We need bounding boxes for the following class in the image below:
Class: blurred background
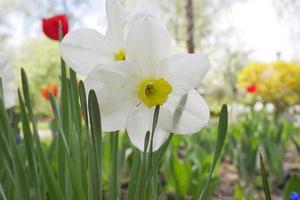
[1,0,300,114]
[1,0,300,199]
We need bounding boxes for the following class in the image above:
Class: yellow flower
[237,60,300,105]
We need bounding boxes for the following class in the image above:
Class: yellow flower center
[114,49,126,61]
[138,78,172,108]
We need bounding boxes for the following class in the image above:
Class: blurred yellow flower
[237,60,300,106]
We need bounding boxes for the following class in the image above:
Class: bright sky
[2,0,299,62]
[227,0,296,61]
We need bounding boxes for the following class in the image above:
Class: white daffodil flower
[85,15,210,151]
[60,0,128,75]
[0,54,16,109]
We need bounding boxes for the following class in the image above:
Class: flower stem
[145,105,160,199]
[135,131,150,200]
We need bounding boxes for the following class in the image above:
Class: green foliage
[163,135,212,198]
[0,63,229,200]
[162,105,228,200]
[234,184,245,200]
[226,107,295,185]
[283,176,300,199]
[14,38,61,115]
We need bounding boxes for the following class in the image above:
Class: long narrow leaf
[109,133,119,200]
[21,68,64,200]
[199,104,228,200]
[49,94,70,154]
[0,94,31,200]
[0,181,7,200]
[18,90,41,199]
[88,90,103,200]
[260,154,272,200]
[79,81,89,132]
[127,149,142,199]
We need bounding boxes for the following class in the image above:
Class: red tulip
[246,84,258,93]
[42,14,69,40]
[41,84,59,100]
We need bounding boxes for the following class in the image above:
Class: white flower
[0,54,16,109]
[85,15,210,151]
[60,0,128,75]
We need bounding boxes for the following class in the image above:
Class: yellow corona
[138,78,172,108]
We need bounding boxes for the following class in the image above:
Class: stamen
[138,78,172,108]
[114,49,126,61]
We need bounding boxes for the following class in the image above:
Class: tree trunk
[185,0,194,53]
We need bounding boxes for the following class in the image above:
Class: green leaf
[21,68,64,200]
[79,81,89,132]
[292,137,300,155]
[69,69,82,133]
[127,149,142,200]
[58,55,69,197]
[283,175,300,199]
[18,90,42,199]
[68,69,88,198]
[49,94,70,154]
[259,154,272,200]
[199,104,228,200]
[146,134,173,183]
[109,133,119,200]
[88,90,103,200]
[0,92,31,200]
[0,181,7,200]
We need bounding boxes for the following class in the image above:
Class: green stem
[135,132,150,200]
[145,106,160,199]
[149,106,160,168]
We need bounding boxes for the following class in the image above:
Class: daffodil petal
[105,0,128,51]
[164,90,210,134]
[126,15,171,77]
[160,53,210,96]
[90,60,141,91]
[126,105,172,151]
[84,61,140,131]
[60,28,113,75]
